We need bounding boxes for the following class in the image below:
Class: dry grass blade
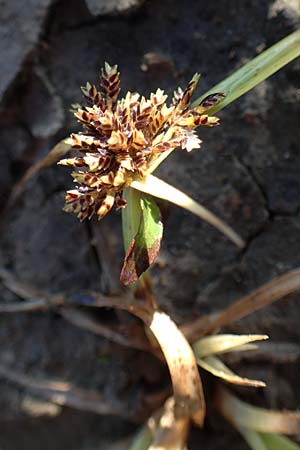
[216,386,300,434]
[7,139,70,207]
[0,267,45,300]
[148,311,206,426]
[0,267,62,311]
[0,268,151,351]
[0,363,120,416]
[130,175,245,248]
[182,268,300,339]
[197,355,266,387]
[193,334,268,358]
[0,298,60,313]
[60,307,151,352]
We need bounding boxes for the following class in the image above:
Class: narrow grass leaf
[151,30,300,172]
[238,428,300,450]
[193,334,268,358]
[261,433,300,450]
[120,194,163,285]
[217,386,300,434]
[238,428,269,450]
[197,355,265,387]
[130,175,244,248]
[128,422,155,450]
[192,29,300,113]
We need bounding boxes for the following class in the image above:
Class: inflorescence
[59,63,224,221]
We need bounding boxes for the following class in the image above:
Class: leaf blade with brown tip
[120,194,163,286]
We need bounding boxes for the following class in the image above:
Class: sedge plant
[5,29,300,450]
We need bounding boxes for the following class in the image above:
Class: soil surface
[1,0,300,449]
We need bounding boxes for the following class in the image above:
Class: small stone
[85,0,144,16]
[0,0,53,101]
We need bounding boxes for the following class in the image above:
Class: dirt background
[1,0,300,449]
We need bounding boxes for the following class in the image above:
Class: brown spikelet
[81,82,105,109]
[97,194,115,219]
[176,73,200,112]
[58,157,85,167]
[100,62,120,105]
[194,92,225,114]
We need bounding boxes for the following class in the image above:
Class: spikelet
[176,73,200,112]
[100,62,120,105]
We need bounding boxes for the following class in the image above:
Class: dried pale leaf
[149,311,205,426]
[217,386,300,434]
[130,175,244,248]
[8,139,71,207]
[197,355,266,387]
[193,334,268,358]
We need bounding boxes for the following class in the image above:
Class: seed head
[59,63,223,221]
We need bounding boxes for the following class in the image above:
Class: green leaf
[238,429,300,450]
[197,355,265,387]
[120,193,163,286]
[130,174,244,248]
[193,334,268,358]
[192,29,300,113]
[261,433,300,450]
[150,30,300,172]
[217,387,300,434]
[239,428,269,450]
[128,425,154,450]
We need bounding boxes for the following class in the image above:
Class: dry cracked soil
[0,0,300,449]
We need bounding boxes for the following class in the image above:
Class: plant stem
[122,187,142,252]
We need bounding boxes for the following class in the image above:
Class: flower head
[59,63,224,221]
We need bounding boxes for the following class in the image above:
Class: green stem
[122,187,142,252]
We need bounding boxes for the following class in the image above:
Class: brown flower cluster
[59,63,224,221]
